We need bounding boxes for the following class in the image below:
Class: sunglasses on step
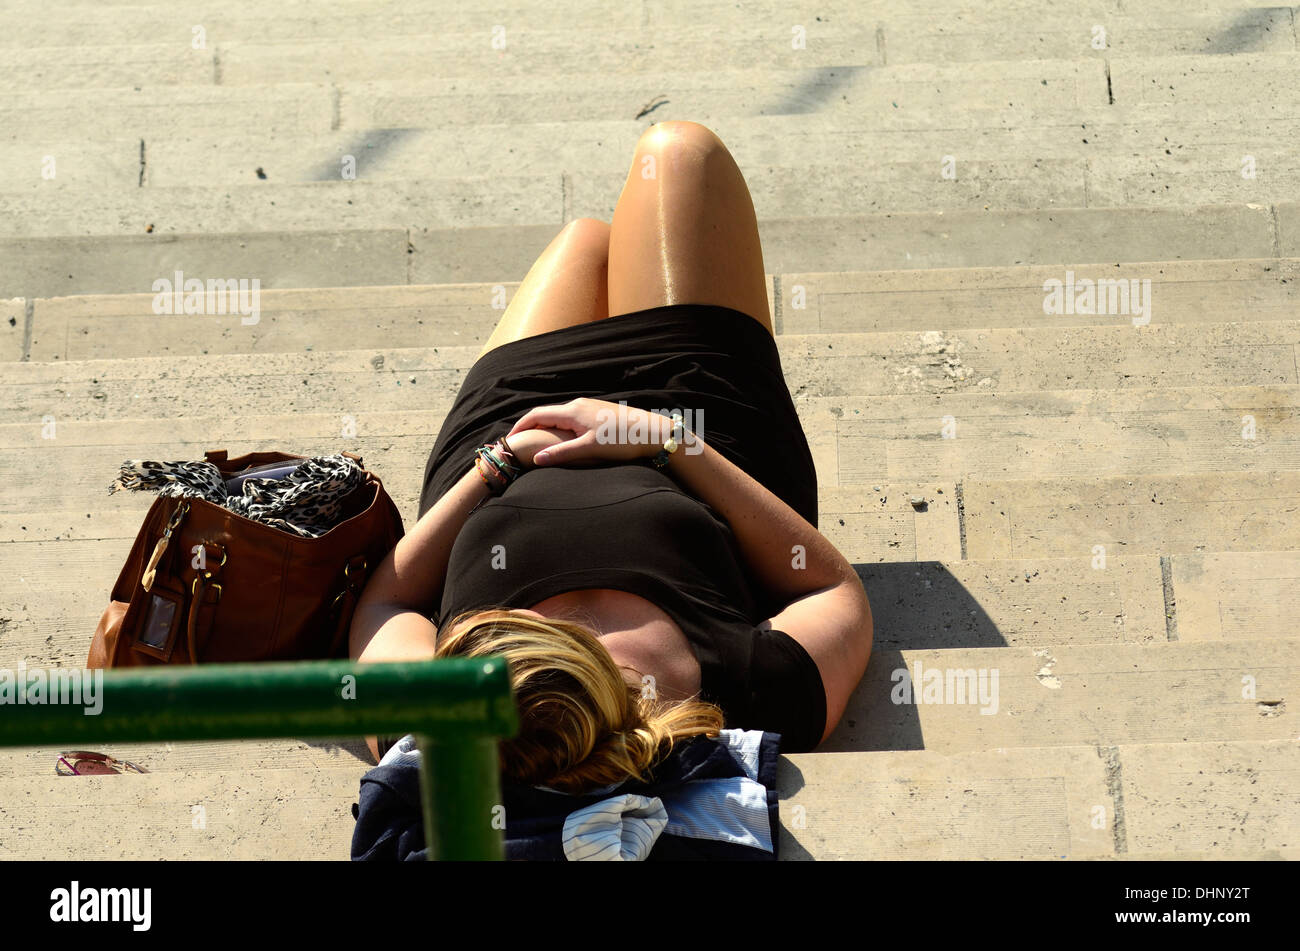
[55,751,149,776]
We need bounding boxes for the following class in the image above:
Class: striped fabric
[657,729,774,852]
[352,728,784,861]
[561,794,669,860]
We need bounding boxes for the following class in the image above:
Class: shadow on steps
[821,561,1006,756]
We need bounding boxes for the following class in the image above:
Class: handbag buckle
[330,556,368,609]
[141,499,191,593]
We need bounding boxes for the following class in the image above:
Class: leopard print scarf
[109,454,365,538]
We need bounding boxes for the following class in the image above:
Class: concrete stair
[1,0,1296,860]
[5,203,1297,299]
[1,738,1294,860]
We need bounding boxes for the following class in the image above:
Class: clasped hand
[505,398,676,468]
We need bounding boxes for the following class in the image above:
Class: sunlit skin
[441,599,702,703]
[349,122,873,763]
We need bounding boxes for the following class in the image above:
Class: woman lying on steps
[348,120,873,796]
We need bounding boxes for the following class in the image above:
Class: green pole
[0,658,517,861]
[0,658,517,744]
[418,735,505,861]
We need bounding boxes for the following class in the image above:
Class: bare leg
[608,121,772,336]
[477,121,769,358]
[477,217,612,359]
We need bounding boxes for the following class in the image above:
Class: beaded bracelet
[651,412,686,470]
[474,452,507,492]
[474,437,523,495]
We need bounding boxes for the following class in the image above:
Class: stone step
[825,385,1300,483]
[9,514,1296,664]
[0,178,560,238]
[221,12,1297,81]
[0,42,214,90]
[54,637,1275,757]
[0,480,952,670]
[3,382,1298,507]
[1170,550,1300,642]
[0,763,366,860]
[6,53,1300,144]
[962,469,1300,558]
[0,83,334,142]
[0,736,373,780]
[6,1,1285,57]
[5,201,1291,299]
[8,144,1299,229]
[15,10,1300,90]
[23,0,1286,18]
[4,441,1298,650]
[0,63,1090,142]
[4,150,1097,220]
[17,259,1299,361]
[0,0,640,48]
[827,638,1297,753]
[0,229,411,301]
[0,737,1292,859]
[3,409,1296,570]
[648,0,1300,31]
[1087,151,1300,206]
[15,120,1300,194]
[0,544,1160,662]
[7,322,1300,421]
[778,259,1300,333]
[6,9,1280,93]
[5,399,1300,648]
[20,258,1300,359]
[778,738,1299,860]
[319,54,1300,128]
[10,158,1300,234]
[1086,850,1296,860]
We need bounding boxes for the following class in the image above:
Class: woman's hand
[506,398,675,468]
[501,426,573,470]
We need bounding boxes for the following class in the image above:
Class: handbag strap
[184,542,226,663]
[179,549,366,663]
[327,555,370,657]
[204,448,363,470]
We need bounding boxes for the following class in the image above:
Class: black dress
[414,303,827,752]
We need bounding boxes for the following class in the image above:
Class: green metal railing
[0,658,518,860]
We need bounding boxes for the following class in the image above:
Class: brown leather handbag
[87,449,404,668]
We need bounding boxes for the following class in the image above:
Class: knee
[557,217,611,261]
[638,120,725,153]
[632,121,729,178]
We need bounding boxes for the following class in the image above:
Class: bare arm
[509,399,873,744]
[347,463,486,662]
[663,434,854,602]
[661,432,873,744]
[347,465,484,763]
[348,428,569,760]
[348,426,573,660]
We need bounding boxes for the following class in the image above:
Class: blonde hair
[435,607,724,794]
